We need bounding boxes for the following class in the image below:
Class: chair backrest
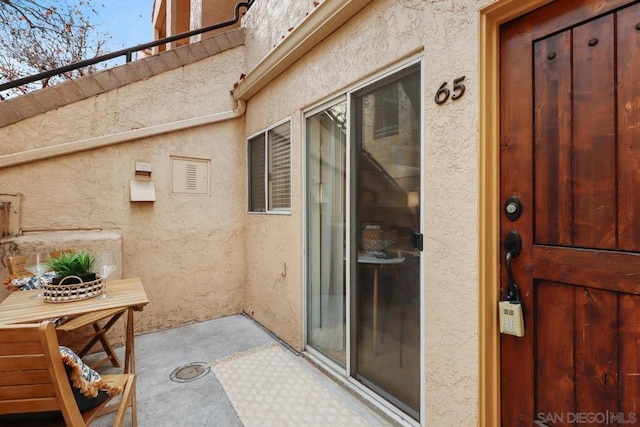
[7,249,75,279]
[0,322,86,425]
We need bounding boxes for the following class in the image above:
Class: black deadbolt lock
[504,196,522,222]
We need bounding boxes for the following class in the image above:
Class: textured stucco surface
[1,50,241,153]
[0,46,247,335]
[242,0,323,73]
[240,0,495,424]
[242,114,304,349]
[0,28,246,127]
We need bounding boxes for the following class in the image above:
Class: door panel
[574,287,618,414]
[352,65,421,420]
[534,16,618,249]
[500,1,640,425]
[618,4,640,250]
[620,295,640,414]
[536,282,640,424]
[534,31,573,246]
[306,101,347,366]
[535,282,575,417]
[572,15,616,249]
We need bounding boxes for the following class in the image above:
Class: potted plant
[46,250,97,285]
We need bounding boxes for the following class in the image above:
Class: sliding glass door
[306,62,421,421]
[306,100,347,365]
[352,65,421,420]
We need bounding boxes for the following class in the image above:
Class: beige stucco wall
[0,46,247,334]
[240,0,495,424]
[242,1,316,72]
[243,117,303,347]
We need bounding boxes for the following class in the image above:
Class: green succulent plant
[46,250,96,278]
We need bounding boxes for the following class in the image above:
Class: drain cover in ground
[170,362,211,383]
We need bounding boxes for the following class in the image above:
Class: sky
[89,0,155,51]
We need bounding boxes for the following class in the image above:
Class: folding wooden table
[0,277,149,374]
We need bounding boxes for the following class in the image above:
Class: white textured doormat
[211,343,370,427]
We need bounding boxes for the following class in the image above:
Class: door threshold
[303,349,420,427]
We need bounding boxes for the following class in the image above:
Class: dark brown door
[500,0,640,425]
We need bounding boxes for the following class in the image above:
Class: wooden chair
[0,321,136,426]
[6,252,126,370]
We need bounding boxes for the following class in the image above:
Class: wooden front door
[500,0,640,425]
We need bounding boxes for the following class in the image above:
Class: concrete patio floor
[89,314,397,426]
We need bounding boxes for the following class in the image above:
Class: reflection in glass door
[306,63,421,421]
[352,65,421,419]
[306,100,347,365]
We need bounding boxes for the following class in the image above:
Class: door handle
[499,231,525,337]
[413,232,424,251]
[504,231,522,302]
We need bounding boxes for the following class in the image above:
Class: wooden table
[0,277,148,374]
[358,255,405,354]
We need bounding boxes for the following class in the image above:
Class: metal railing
[0,0,254,94]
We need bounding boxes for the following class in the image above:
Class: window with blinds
[268,123,291,210]
[248,120,291,213]
[248,134,266,212]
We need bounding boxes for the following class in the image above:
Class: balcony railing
[0,0,254,95]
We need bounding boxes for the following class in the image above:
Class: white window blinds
[249,134,266,212]
[268,123,291,210]
[248,121,291,213]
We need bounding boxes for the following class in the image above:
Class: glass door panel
[306,101,347,365]
[352,66,421,419]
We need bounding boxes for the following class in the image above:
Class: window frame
[247,118,292,214]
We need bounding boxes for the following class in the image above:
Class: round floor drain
[170,362,211,383]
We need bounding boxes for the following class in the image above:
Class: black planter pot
[51,273,97,286]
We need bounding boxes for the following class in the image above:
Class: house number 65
[434,76,466,105]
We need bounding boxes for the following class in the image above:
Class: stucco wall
[0,46,247,334]
[243,115,303,348]
[242,0,321,72]
[240,0,494,424]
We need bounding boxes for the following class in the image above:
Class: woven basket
[43,275,105,303]
[362,225,385,251]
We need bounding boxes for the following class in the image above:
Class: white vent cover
[171,157,210,195]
